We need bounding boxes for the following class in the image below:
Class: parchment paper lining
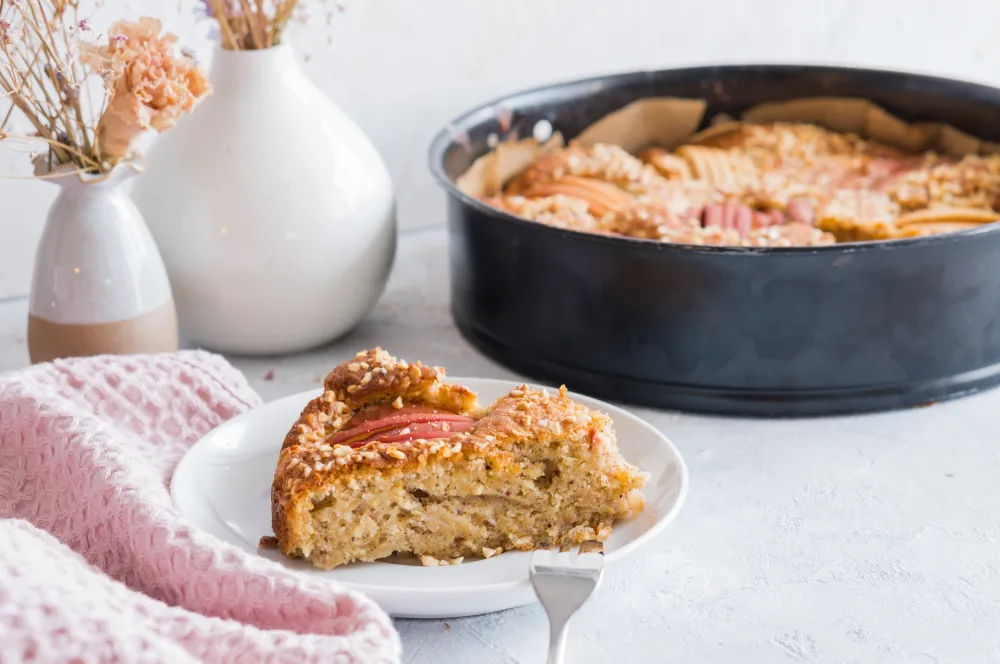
[455,96,1000,199]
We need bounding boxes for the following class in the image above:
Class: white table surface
[1,226,998,664]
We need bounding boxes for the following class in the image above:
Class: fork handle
[546,620,570,664]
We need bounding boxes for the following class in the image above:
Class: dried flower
[82,18,211,160]
[0,4,208,177]
[201,0,344,50]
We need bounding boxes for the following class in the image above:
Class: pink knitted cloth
[0,352,401,663]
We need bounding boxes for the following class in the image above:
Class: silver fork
[529,541,605,664]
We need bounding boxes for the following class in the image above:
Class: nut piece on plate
[270,348,648,570]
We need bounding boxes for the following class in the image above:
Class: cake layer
[270,348,648,569]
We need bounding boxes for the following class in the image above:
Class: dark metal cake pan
[428,65,1000,416]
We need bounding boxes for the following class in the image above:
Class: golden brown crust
[471,384,612,445]
[323,347,441,408]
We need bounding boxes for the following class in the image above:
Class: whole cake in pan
[268,348,647,569]
[481,122,1000,246]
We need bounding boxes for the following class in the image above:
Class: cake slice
[269,348,648,569]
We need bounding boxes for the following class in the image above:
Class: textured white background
[4,0,1000,297]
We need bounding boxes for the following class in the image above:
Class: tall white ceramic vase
[28,167,179,364]
[132,45,396,355]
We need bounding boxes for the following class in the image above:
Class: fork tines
[529,541,606,664]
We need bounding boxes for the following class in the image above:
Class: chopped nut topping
[483,128,999,244]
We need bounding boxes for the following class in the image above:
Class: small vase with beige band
[27,164,178,364]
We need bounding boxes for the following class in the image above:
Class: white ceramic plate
[171,378,689,619]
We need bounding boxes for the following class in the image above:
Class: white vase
[132,45,396,355]
[28,167,178,364]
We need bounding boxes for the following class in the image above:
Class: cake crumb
[626,491,645,513]
[258,536,279,549]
